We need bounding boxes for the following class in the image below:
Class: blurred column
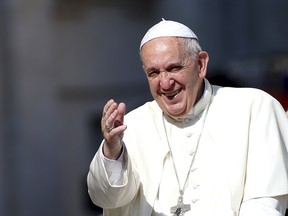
[224,0,252,57]
[0,0,18,215]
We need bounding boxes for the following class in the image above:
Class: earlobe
[198,51,209,78]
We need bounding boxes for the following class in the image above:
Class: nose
[159,71,173,89]
[160,70,169,78]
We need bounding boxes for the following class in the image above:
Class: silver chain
[162,87,213,200]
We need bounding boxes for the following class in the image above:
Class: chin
[166,109,186,118]
[167,103,187,115]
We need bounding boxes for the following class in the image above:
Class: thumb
[115,102,126,126]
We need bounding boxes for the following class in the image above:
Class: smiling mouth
[163,89,181,99]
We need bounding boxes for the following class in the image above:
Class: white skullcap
[140,18,198,49]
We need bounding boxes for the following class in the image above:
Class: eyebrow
[144,61,184,72]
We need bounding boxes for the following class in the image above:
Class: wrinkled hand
[101,99,127,159]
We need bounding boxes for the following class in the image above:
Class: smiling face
[141,37,209,118]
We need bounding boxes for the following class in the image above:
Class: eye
[147,70,159,78]
[168,65,183,73]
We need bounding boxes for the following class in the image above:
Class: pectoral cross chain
[170,195,190,216]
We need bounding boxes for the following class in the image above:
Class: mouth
[162,89,181,100]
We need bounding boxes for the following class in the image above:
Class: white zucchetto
[140,19,198,49]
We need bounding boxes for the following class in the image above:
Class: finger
[105,124,127,144]
[115,102,126,127]
[102,100,116,134]
[107,124,127,136]
[102,108,117,136]
[107,102,126,130]
[102,102,117,128]
[104,121,114,132]
[103,99,115,116]
[106,108,118,128]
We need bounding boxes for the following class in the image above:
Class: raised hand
[101,99,127,159]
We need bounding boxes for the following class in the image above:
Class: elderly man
[87,19,288,216]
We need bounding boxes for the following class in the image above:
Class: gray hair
[181,37,202,58]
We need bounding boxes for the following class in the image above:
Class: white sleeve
[239,195,288,216]
[100,145,125,186]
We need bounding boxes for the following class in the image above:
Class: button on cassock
[190,150,196,156]
[193,184,199,189]
[190,167,197,172]
[184,118,191,124]
[191,199,199,203]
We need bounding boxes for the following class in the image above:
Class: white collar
[165,78,213,122]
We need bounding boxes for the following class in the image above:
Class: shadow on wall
[52,0,154,20]
[207,69,242,87]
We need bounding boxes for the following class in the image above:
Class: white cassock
[87,79,288,216]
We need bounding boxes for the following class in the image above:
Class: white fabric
[102,157,288,216]
[100,147,124,185]
[140,19,198,49]
[88,79,288,216]
[239,196,288,216]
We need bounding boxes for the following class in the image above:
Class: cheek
[147,79,159,94]
[179,74,193,89]
[186,70,200,87]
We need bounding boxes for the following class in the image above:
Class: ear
[198,51,209,78]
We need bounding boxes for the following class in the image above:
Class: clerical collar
[167,78,213,122]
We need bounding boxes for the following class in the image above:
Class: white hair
[182,37,202,58]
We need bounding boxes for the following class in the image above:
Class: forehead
[142,37,185,53]
[141,37,188,63]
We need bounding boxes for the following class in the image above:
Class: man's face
[141,37,207,118]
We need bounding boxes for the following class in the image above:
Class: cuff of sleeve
[239,196,288,216]
[100,143,125,185]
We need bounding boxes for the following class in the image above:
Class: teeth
[164,90,180,97]
[165,92,176,96]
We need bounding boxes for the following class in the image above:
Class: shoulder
[213,86,279,106]
[210,85,286,121]
[215,85,270,97]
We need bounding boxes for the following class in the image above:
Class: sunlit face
[141,37,208,118]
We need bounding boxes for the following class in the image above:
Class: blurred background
[0,0,287,215]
